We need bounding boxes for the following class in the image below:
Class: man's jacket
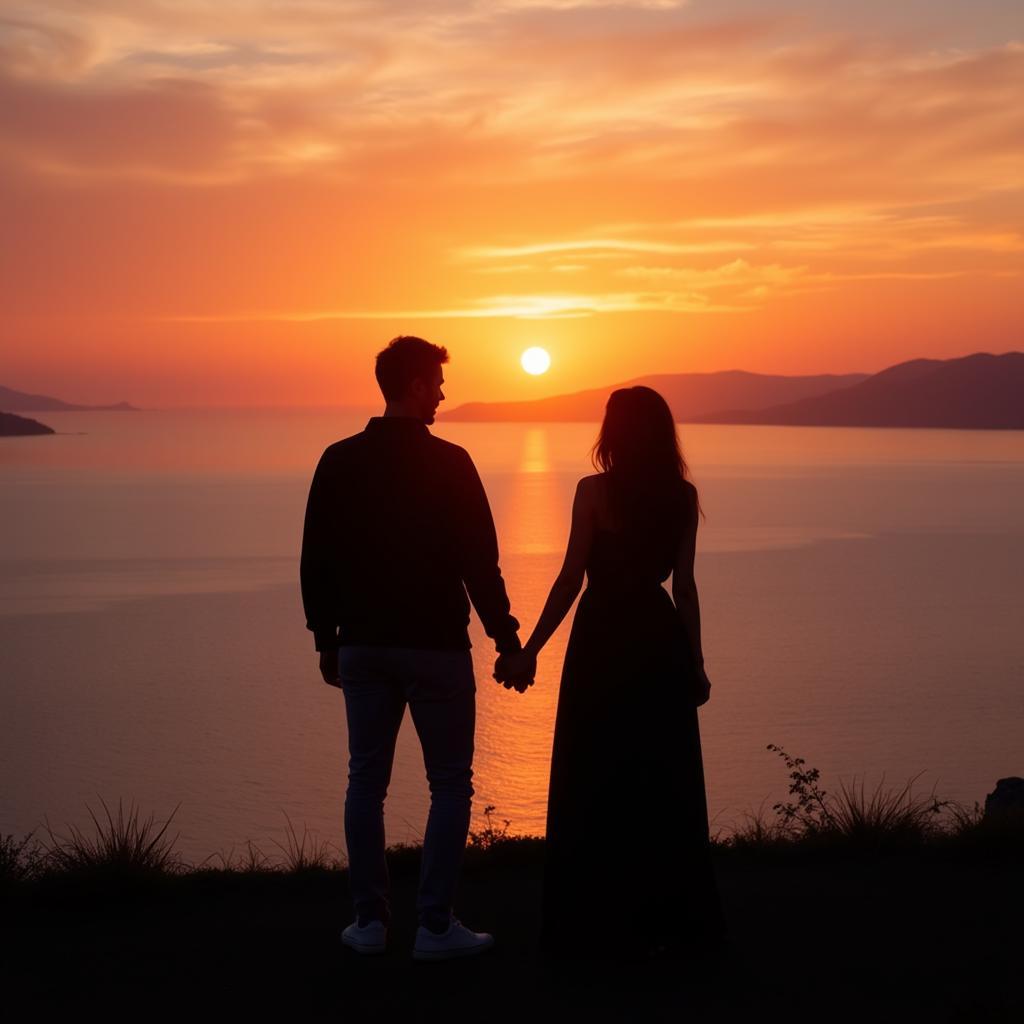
[300,415,521,655]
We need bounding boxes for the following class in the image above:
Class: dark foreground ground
[2,840,1020,1022]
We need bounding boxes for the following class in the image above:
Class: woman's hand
[494,649,537,693]
[694,664,711,706]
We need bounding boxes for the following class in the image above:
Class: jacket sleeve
[456,449,522,655]
[300,447,340,653]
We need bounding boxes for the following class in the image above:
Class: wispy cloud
[3,3,1020,194]
[459,239,754,258]
[1,0,1021,335]
[165,287,746,322]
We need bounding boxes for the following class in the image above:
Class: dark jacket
[300,416,521,655]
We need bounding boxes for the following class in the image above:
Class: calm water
[2,409,1023,865]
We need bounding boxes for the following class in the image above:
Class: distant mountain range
[5,352,1022,430]
[445,352,1024,430]
[696,352,1024,429]
[0,384,138,412]
[0,410,54,436]
[444,371,869,423]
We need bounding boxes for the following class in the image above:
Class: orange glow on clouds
[1,2,1022,407]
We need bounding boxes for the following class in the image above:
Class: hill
[443,370,868,422]
[696,352,1024,429]
[2,838,1021,1018]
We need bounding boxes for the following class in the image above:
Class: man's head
[374,335,448,424]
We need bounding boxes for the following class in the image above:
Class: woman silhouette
[496,386,728,961]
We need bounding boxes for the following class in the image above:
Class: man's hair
[374,336,449,401]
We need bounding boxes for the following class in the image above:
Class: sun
[521,347,551,375]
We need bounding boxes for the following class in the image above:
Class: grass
[2,747,1021,889]
[0,830,46,885]
[34,795,188,879]
[4,751,1021,1019]
[719,744,1022,861]
[189,811,349,875]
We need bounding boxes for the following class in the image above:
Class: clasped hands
[493,648,536,694]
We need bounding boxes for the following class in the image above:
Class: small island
[0,410,54,436]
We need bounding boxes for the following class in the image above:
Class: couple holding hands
[300,336,727,964]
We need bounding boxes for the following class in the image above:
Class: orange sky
[1,1,1022,408]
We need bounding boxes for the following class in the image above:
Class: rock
[984,777,1024,819]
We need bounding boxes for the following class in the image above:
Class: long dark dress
[540,517,729,961]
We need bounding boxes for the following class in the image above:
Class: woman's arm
[500,478,596,679]
[672,487,706,671]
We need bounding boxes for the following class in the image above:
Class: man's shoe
[341,918,387,955]
[412,917,495,961]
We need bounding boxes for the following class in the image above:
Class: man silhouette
[300,336,532,961]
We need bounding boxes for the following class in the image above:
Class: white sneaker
[412,917,495,961]
[341,918,387,955]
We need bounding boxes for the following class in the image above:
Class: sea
[2,408,1022,866]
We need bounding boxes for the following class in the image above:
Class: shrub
[0,829,47,884]
[468,805,514,850]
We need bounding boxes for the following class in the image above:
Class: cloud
[617,257,809,288]
[165,287,744,322]
[0,14,97,77]
[1,4,1020,203]
[460,239,756,258]
[1,0,1021,329]
[1,73,252,184]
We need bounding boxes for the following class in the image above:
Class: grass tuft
[0,828,48,885]
[35,796,186,880]
[193,838,277,874]
[266,810,346,873]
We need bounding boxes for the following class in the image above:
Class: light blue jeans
[337,645,476,932]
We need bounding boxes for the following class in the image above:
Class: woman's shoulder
[569,471,607,495]
[575,473,611,524]
[680,479,699,522]
[575,472,610,504]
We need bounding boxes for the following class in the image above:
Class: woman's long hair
[590,386,703,552]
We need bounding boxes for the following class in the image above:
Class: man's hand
[494,650,536,694]
[694,664,711,707]
[319,649,341,687]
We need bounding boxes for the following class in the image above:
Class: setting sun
[521,347,551,376]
